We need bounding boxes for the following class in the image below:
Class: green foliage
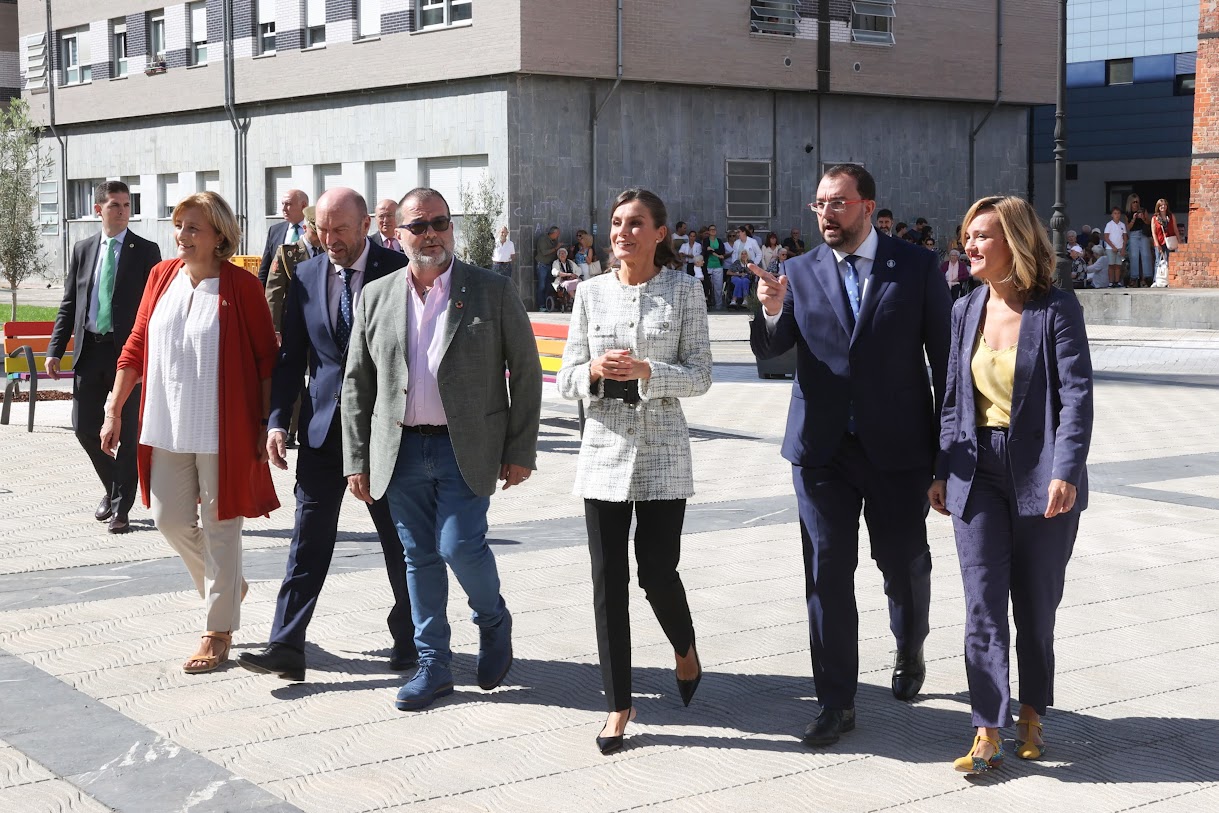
[0,99,52,320]
[457,174,504,271]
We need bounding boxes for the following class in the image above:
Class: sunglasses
[397,216,452,235]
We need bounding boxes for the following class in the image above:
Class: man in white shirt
[1103,207,1128,288]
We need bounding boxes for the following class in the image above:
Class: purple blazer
[935,284,1093,518]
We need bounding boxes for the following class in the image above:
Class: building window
[121,176,143,217]
[60,28,92,86]
[365,160,397,207]
[725,160,773,225]
[158,173,181,218]
[257,0,276,54]
[1176,73,1196,96]
[111,20,128,78]
[197,171,221,194]
[266,166,293,216]
[24,33,50,91]
[148,11,167,64]
[423,154,488,241]
[358,0,382,38]
[39,181,60,235]
[68,179,103,219]
[305,0,327,47]
[314,164,343,195]
[418,0,472,30]
[750,2,798,36]
[188,2,208,65]
[1107,58,1133,86]
[851,1,896,46]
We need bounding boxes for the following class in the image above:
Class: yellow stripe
[535,338,567,356]
[539,356,563,373]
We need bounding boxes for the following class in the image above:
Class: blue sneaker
[476,609,513,690]
[394,662,454,711]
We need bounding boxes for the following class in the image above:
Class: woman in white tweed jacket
[558,189,712,755]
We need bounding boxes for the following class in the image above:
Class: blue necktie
[843,254,862,320]
[335,268,353,350]
[843,254,861,434]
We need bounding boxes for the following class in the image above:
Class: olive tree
[0,99,52,320]
[458,173,504,271]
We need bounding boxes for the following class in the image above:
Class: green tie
[96,237,117,334]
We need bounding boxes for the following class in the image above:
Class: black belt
[401,424,449,435]
[84,330,114,343]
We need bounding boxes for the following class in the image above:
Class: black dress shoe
[802,707,856,747]
[107,514,131,534]
[94,495,113,522]
[237,644,306,682]
[892,648,926,701]
[388,646,419,672]
[285,434,297,449]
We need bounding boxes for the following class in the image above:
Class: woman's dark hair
[610,188,679,268]
[765,232,779,247]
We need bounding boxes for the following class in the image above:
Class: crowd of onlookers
[509,193,1183,313]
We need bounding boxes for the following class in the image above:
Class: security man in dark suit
[258,188,309,287]
[237,187,414,681]
[46,180,161,533]
[750,164,951,746]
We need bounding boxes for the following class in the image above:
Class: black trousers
[792,434,933,710]
[72,339,140,515]
[269,416,414,655]
[585,498,694,712]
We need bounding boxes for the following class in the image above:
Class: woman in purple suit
[929,196,1093,775]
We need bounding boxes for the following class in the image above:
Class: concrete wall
[507,75,1031,308]
[1078,289,1219,330]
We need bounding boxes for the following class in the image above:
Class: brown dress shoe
[107,514,132,534]
[94,495,113,522]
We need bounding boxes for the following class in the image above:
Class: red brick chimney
[1171,1,1219,287]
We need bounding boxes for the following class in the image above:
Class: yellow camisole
[971,331,1016,428]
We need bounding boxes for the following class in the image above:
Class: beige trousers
[149,447,244,632]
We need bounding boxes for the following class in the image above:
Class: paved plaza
[1,308,1217,813]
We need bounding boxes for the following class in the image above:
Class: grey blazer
[341,259,543,499]
[935,284,1094,518]
[557,270,712,502]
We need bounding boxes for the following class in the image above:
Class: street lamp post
[1049,0,1076,297]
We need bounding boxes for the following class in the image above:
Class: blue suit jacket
[935,284,1093,518]
[269,239,409,448]
[751,232,951,472]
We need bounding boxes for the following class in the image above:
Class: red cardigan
[118,259,281,520]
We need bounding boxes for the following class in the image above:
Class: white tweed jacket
[558,269,712,502]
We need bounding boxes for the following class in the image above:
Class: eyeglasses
[808,199,867,214]
[397,216,452,235]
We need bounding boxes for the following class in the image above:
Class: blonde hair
[961,195,1054,301]
[1125,192,1141,211]
[171,191,242,262]
[1154,198,1173,217]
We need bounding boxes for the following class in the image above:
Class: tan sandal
[183,632,232,674]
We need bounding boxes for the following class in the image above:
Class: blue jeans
[1128,230,1154,284]
[535,262,552,310]
[384,433,506,666]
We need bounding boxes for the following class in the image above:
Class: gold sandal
[183,632,232,674]
[1016,717,1044,760]
[953,733,1004,774]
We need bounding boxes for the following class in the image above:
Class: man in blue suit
[238,187,413,682]
[750,164,951,746]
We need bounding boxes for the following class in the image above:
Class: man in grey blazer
[342,187,542,711]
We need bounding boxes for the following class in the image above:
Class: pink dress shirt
[402,261,452,426]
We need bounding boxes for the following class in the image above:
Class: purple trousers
[952,427,1078,728]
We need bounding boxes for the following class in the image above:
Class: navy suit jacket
[269,239,409,448]
[259,221,292,287]
[751,231,951,472]
[935,284,1093,518]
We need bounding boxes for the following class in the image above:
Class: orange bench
[533,321,585,434]
[3,321,74,432]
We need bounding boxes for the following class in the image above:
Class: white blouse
[140,269,222,454]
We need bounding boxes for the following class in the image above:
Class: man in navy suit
[238,187,414,682]
[750,164,951,746]
[46,181,161,533]
[258,188,309,287]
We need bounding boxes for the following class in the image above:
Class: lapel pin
[887,259,896,268]
[455,301,464,309]
[128,242,135,248]
[460,286,467,293]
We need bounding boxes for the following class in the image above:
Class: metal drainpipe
[589,0,623,243]
[969,0,1003,203]
[222,1,249,251]
[45,0,68,281]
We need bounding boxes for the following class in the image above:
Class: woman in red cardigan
[101,191,279,674]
